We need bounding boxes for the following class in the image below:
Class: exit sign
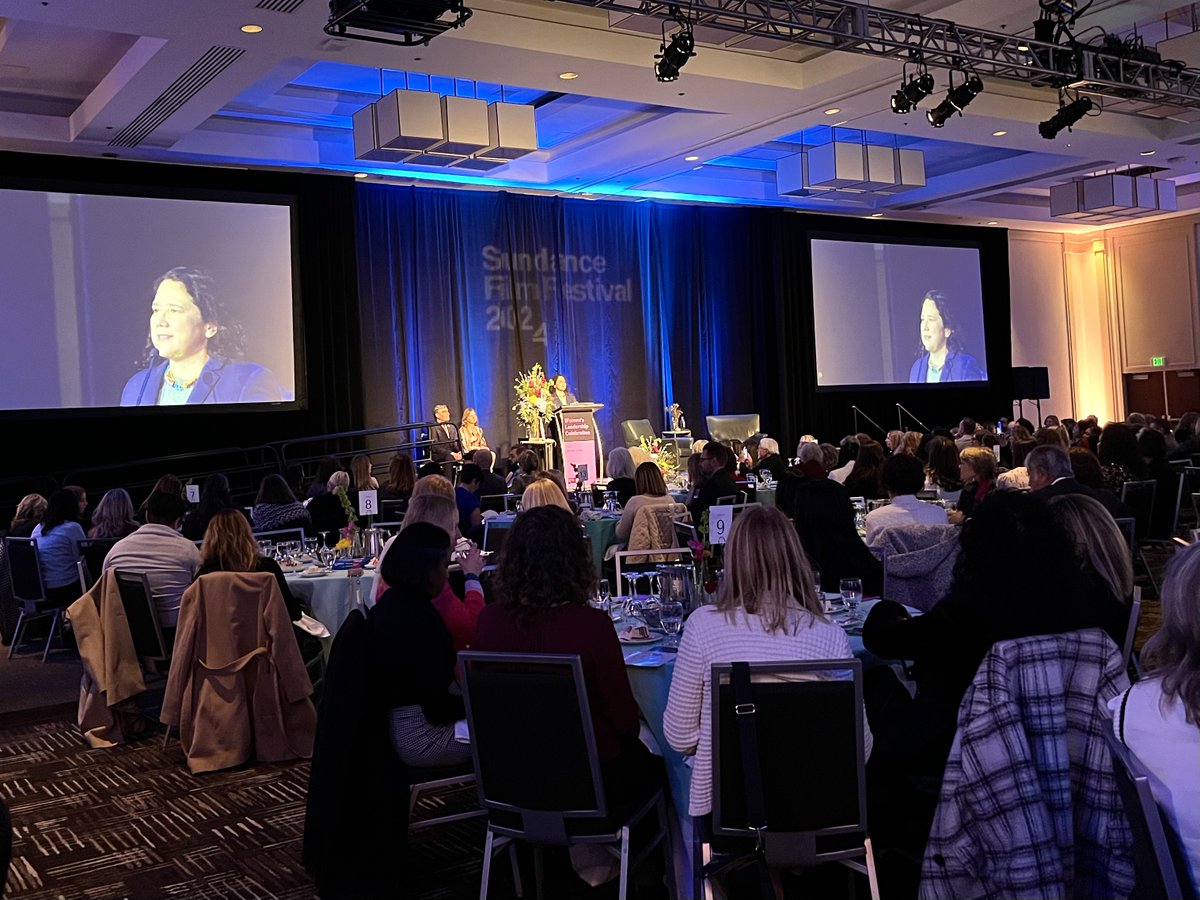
[1152,356,1166,367]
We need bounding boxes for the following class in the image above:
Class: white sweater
[663,603,872,816]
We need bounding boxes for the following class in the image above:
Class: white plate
[300,571,330,578]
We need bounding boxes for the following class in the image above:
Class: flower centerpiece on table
[689,509,719,599]
[638,435,678,479]
[512,363,552,440]
[334,485,360,554]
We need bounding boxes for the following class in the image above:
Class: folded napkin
[295,613,331,638]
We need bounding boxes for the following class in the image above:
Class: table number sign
[185,484,200,504]
[709,505,733,545]
[358,489,378,516]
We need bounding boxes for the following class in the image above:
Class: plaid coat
[920,629,1135,900]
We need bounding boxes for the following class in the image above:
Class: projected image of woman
[907,291,986,384]
[120,267,286,405]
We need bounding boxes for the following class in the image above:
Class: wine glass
[598,582,612,618]
[258,540,274,559]
[621,572,641,618]
[840,578,863,624]
[660,599,684,648]
[812,568,822,600]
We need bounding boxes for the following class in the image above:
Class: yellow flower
[335,538,352,550]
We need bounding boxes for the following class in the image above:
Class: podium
[556,403,605,486]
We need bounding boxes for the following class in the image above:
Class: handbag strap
[731,662,768,838]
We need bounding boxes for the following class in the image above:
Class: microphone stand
[851,405,886,438]
[896,403,931,433]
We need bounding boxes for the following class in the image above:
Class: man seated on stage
[689,442,739,524]
[102,489,200,643]
[755,437,788,480]
[428,405,462,465]
[1026,445,1130,520]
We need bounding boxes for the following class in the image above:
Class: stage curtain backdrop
[356,184,788,455]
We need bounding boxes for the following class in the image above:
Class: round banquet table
[285,569,376,635]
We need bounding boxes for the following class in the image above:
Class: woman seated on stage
[373,523,472,769]
[474,506,662,815]
[251,474,312,535]
[1108,542,1200,896]
[459,407,489,452]
[616,462,675,543]
[604,447,637,508]
[87,488,140,540]
[664,505,869,817]
[378,452,416,504]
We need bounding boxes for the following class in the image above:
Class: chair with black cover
[4,537,76,662]
[1121,481,1159,592]
[481,520,511,554]
[1122,587,1143,677]
[620,419,657,449]
[113,569,170,675]
[459,651,669,900]
[699,659,877,900]
[1103,708,1197,900]
[867,545,890,602]
[77,538,119,591]
[252,527,307,545]
[673,519,698,547]
[381,499,408,522]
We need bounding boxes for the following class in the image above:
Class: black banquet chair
[699,659,878,900]
[113,569,171,675]
[459,650,669,900]
[4,537,77,662]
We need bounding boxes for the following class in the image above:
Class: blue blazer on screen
[908,349,986,384]
[120,356,286,406]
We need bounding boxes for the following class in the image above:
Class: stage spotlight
[926,75,983,127]
[891,72,935,114]
[655,24,695,82]
[1038,96,1093,139]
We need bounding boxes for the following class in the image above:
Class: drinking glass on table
[258,540,274,559]
[598,582,612,617]
[660,599,684,648]
[812,568,822,599]
[839,578,863,623]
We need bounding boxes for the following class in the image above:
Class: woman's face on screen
[150,279,217,361]
[919,298,951,354]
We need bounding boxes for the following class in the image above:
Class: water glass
[812,568,822,599]
[258,540,274,559]
[840,578,863,623]
[661,600,684,647]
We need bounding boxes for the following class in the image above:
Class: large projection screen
[0,188,299,411]
[811,236,988,389]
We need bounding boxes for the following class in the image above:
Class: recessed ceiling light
[558,72,579,80]
[354,172,369,179]
[870,213,884,218]
[992,130,1007,136]
[1017,41,1030,51]
[685,155,699,161]
[987,220,999,225]
[1140,149,1156,156]
[824,107,841,115]
[241,24,263,33]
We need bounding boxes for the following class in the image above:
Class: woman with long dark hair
[907,291,985,383]
[251,474,311,534]
[31,489,87,604]
[182,473,241,541]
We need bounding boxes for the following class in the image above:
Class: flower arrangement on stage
[334,485,359,553]
[512,363,552,438]
[638,435,677,478]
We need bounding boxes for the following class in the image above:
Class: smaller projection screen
[810,236,988,388]
[0,188,299,411]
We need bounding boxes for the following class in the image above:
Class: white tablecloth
[285,570,376,635]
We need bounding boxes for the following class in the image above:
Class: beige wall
[1008,212,1200,424]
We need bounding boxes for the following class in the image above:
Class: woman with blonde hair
[1108,543,1200,894]
[350,455,378,492]
[519,478,572,512]
[412,473,454,500]
[459,407,489,452]
[664,505,871,816]
[88,488,140,539]
[9,493,48,538]
[198,509,304,622]
[948,446,997,524]
[1047,493,1134,607]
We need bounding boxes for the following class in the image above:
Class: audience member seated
[1033,425,1069,451]
[897,430,923,457]
[86,489,141,540]
[474,506,662,816]
[519,478,572,512]
[1097,422,1147,494]
[138,475,180,522]
[1047,494,1134,613]
[413,473,455,501]
[924,437,964,500]
[753,437,787,480]
[455,464,483,537]
[843,435,886,501]
[8,493,47,538]
[1027,444,1129,519]
[685,451,707,507]
[251,474,312,535]
[31,490,87,606]
[181,473,242,541]
[819,443,840,473]
[861,492,1130,852]
[1137,426,1179,539]
[304,456,341,501]
[459,407,489,453]
[604,447,637,508]
[473,449,509,506]
[775,442,826,515]
[886,430,903,455]
[663,505,871,817]
[103,490,200,633]
[829,435,859,484]
[688,442,739,525]
[947,447,997,525]
[306,471,351,545]
[350,454,378,492]
[378,452,416,506]
[865,454,949,545]
[737,438,760,476]
[1167,411,1200,461]
[616,462,676,543]
[372,524,472,768]
[789,476,883,595]
[953,418,977,451]
[508,450,541,494]
[1068,445,1107,490]
[1108,542,1200,896]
